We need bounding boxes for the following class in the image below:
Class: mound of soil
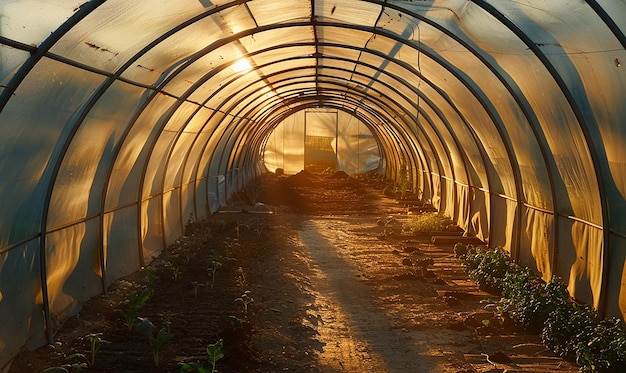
[327,170,349,179]
[285,170,314,187]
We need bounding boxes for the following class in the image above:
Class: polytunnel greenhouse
[1,0,626,372]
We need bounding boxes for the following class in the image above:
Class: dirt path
[297,217,442,372]
[267,212,579,372]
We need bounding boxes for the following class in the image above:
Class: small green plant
[115,287,150,330]
[191,281,204,299]
[453,242,468,258]
[234,290,254,312]
[236,267,247,290]
[159,310,175,334]
[184,213,196,236]
[180,362,208,372]
[234,222,242,240]
[84,333,110,366]
[377,216,401,236]
[403,212,449,235]
[182,249,194,263]
[135,317,174,366]
[42,343,92,373]
[166,261,182,281]
[208,258,223,289]
[383,183,396,198]
[206,339,224,373]
[397,164,410,199]
[140,266,158,295]
[223,237,240,259]
[229,315,243,329]
[251,219,266,238]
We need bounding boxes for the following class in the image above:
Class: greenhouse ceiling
[1,0,626,368]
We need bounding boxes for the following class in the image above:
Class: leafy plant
[461,243,626,372]
[461,246,511,292]
[84,333,110,366]
[43,342,98,373]
[541,302,599,357]
[135,317,174,366]
[572,317,626,372]
[499,272,569,330]
[206,339,224,373]
[234,290,254,312]
[115,287,150,330]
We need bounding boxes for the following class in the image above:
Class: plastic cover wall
[1,0,626,369]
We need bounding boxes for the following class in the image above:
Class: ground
[8,171,580,373]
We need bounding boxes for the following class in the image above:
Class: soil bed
[9,172,579,373]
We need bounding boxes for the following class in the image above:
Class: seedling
[236,267,247,290]
[234,290,254,312]
[140,266,158,295]
[158,311,175,334]
[135,317,173,366]
[84,333,110,366]
[191,281,204,299]
[223,238,240,259]
[206,339,224,373]
[166,261,182,281]
[234,222,242,239]
[229,315,243,330]
[115,287,150,330]
[42,343,90,373]
[180,362,208,372]
[208,257,223,288]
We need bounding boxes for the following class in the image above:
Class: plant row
[43,218,264,373]
[457,244,626,372]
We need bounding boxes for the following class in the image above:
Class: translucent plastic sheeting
[0,45,28,85]
[103,207,141,286]
[336,116,380,174]
[264,109,380,175]
[0,0,76,46]
[0,59,103,247]
[263,115,305,175]
[50,1,212,74]
[1,0,626,369]
[45,220,102,328]
[0,241,45,359]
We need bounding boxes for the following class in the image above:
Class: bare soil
[8,171,579,372]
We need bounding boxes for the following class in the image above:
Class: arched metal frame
[0,0,624,353]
